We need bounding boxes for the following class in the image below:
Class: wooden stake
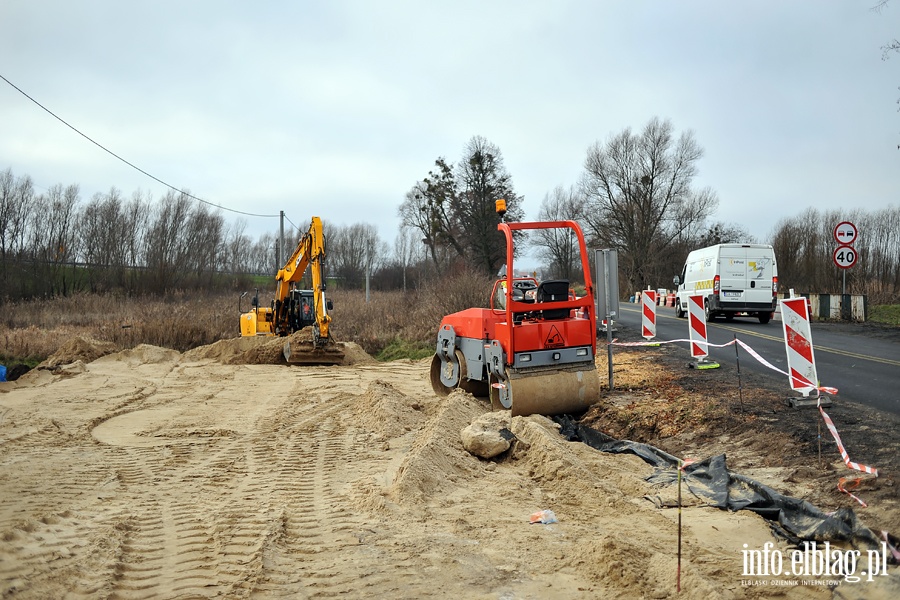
[677,459,694,593]
[677,462,683,593]
[733,334,744,414]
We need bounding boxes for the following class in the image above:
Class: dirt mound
[95,344,182,366]
[38,336,119,369]
[340,342,378,365]
[182,336,269,363]
[351,380,426,439]
[183,333,376,366]
[387,390,485,506]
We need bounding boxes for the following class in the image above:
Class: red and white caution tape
[610,333,880,506]
[608,337,840,395]
[837,477,868,508]
[819,407,878,477]
[819,405,878,507]
[734,339,839,395]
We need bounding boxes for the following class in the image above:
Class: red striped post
[780,297,818,396]
[641,290,657,340]
[687,295,708,359]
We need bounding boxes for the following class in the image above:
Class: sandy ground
[1,335,897,599]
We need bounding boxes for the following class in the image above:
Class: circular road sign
[833,221,858,246]
[833,245,857,269]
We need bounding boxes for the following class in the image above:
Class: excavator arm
[273,216,332,343]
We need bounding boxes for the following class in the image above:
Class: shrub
[0,270,500,362]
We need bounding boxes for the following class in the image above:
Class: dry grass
[0,270,496,365]
[584,348,761,442]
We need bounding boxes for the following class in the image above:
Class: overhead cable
[0,73,281,219]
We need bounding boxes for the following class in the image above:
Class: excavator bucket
[281,330,345,366]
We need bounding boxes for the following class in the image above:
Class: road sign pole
[833,221,858,321]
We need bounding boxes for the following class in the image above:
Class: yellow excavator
[239,216,345,365]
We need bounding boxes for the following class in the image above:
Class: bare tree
[0,170,35,295]
[143,191,197,292]
[328,223,386,289]
[76,187,149,292]
[393,225,422,291]
[533,185,587,281]
[222,219,252,274]
[250,232,278,276]
[416,159,466,261]
[770,206,900,303]
[28,183,80,295]
[581,117,718,291]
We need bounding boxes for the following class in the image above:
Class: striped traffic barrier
[641,290,657,340]
[687,295,718,369]
[780,297,819,398]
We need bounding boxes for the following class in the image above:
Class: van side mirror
[673,276,681,286]
[511,288,525,302]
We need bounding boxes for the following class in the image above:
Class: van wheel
[704,300,714,322]
[758,313,772,325]
[675,300,685,318]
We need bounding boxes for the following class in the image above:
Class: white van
[673,243,778,324]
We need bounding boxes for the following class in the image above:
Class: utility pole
[365,249,370,303]
[279,211,285,269]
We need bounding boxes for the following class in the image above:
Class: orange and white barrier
[641,290,657,340]
[780,297,819,397]
[687,295,708,360]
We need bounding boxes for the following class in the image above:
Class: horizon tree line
[3,118,898,304]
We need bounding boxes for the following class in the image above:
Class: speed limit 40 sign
[833,245,857,269]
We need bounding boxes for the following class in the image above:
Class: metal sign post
[833,221,858,320]
[595,249,619,390]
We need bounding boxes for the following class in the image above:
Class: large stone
[460,411,514,459]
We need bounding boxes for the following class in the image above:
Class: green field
[870,304,900,326]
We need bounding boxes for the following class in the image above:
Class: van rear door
[718,246,749,302]
[719,245,774,304]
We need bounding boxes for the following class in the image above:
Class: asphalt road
[610,302,900,416]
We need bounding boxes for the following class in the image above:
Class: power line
[0,73,281,219]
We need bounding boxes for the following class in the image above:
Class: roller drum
[503,363,601,417]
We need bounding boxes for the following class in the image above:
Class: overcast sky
[2,1,898,248]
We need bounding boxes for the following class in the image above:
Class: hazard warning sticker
[545,325,565,348]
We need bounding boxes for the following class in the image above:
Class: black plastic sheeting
[554,415,897,559]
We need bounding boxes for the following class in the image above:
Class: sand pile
[37,336,119,368]
[181,332,375,366]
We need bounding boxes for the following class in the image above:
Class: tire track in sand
[246,368,430,598]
